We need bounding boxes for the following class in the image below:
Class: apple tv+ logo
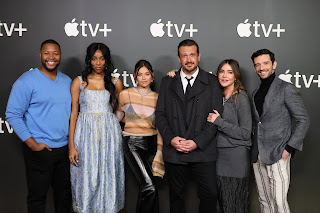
[64,18,112,37]
[0,117,13,134]
[279,69,320,88]
[0,21,27,37]
[237,19,285,38]
[150,19,198,38]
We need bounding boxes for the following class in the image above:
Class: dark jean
[23,143,71,213]
[123,135,159,213]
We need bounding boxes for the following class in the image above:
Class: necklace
[136,87,152,95]
[136,87,152,103]
[223,97,230,106]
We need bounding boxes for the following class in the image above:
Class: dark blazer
[155,68,223,164]
[251,76,310,165]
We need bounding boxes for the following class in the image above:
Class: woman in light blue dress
[69,43,124,213]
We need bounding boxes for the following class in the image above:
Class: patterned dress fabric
[71,76,125,213]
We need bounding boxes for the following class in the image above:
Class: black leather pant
[123,135,159,213]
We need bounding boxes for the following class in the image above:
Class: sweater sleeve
[214,92,252,145]
[152,131,165,178]
[5,79,33,142]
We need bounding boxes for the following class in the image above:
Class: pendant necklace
[136,87,152,104]
[223,97,229,106]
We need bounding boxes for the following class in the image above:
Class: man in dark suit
[251,49,310,213]
[156,39,223,213]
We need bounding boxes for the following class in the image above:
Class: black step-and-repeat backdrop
[1,0,319,212]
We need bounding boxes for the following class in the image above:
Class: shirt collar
[180,67,199,81]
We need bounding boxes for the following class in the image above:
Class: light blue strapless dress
[71,76,125,213]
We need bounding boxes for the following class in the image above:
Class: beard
[42,61,60,72]
[182,62,197,73]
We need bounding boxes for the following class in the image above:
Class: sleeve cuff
[19,130,32,142]
[285,145,295,154]
[213,115,223,126]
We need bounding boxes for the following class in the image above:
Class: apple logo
[64,18,79,37]
[237,19,252,37]
[279,69,293,83]
[150,19,165,37]
[111,69,121,79]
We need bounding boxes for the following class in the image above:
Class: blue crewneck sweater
[6,68,72,148]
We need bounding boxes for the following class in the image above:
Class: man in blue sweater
[6,39,72,213]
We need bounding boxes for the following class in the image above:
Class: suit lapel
[260,77,281,118]
[186,68,208,102]
[169,71,185,102]
[252,88,260,120]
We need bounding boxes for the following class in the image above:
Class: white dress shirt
[180,67,199,94]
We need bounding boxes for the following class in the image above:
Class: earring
[151,78,154,82]
[234,79,237,83]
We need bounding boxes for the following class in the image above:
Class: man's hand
[171,137,198,153]
[282,149,290,162]
[31,143,52,151]
[180,140,198,153]
[25,137,52,151]
[171,136,187,152]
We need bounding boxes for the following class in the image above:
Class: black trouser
[123,135,159,213]
[23,144,71,213]
[165,161,218,213]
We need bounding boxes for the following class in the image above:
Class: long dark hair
[216,59,246,104]
[81,43,118,111]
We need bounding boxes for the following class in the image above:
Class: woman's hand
[167,69,178,77]
[207,110,220,123]
[69,147,79,166]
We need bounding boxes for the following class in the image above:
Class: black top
[254,72,276,117]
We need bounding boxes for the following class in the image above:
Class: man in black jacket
[156,39,223,213]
